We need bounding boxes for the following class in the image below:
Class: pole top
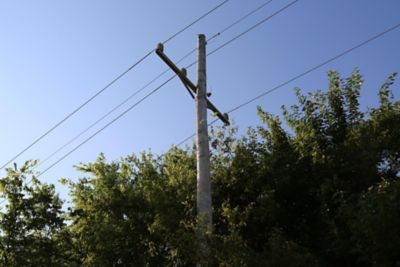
[156,43,164,52]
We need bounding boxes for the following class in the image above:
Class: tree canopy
[1,70,399,266]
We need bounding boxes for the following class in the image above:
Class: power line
[137,0,276,92]
[0,0,302,204]
[36,0,298,175]
[150,0,276,80]
[176,21,400,146]
[36,71,170,168]
[0,51,152,171]
[0,76,176,206]
[34,46,205,175]
[154,0,302,147]
[207,0,273,42]
[208,0,299,57]
[1,3,398,207]
[35,0,276,168]
[226,22,400,113]
[38,75,176,177]
[0,0,276,206]
[36,48,199,169]
[0,0,230,171]
[162,0,230,44]
[1,0,298,189]
[184,0,300,70]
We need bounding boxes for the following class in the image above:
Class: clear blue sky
[1,0,399,202]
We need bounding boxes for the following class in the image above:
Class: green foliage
[67,151,199,266]
[0,161,74,266]
[0,70,399,266]
[349,179,400,266]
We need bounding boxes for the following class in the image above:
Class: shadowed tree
[0,161,75,267]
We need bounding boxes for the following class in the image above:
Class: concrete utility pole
[156,34,229,265]
[196,34,212,232]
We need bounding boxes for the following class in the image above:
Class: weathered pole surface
[196,34,212,231]
[196,34,212,266]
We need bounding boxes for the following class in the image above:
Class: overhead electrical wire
[185,0,300,70]
[31,0,299,178]
[0,51,151,171]
[36,51,194,169]
[0,76,176,206]
[176,21,400,147]
[0,0,281,209]
[2,3,397,207]
[208,0,299,57]
[0,0,230,171]
[37,75,176,177]
[34,0,276,169]
[207,0,273,42]
[0,0,288,206]
[16,0,296,185]
[173,0,276,69]
[38,9,398,183]
[162,0,230,44]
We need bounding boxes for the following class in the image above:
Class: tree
[65,70,399,266]
[0,161,73,267]
[208,70,399,266]
[67,151,199,266]
[2,70,397,266]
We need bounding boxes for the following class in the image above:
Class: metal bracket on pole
[155,43,230,126]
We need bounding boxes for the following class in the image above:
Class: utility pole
[156,34,229,265]
[196,34,212,233]
[196,35,213,267]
